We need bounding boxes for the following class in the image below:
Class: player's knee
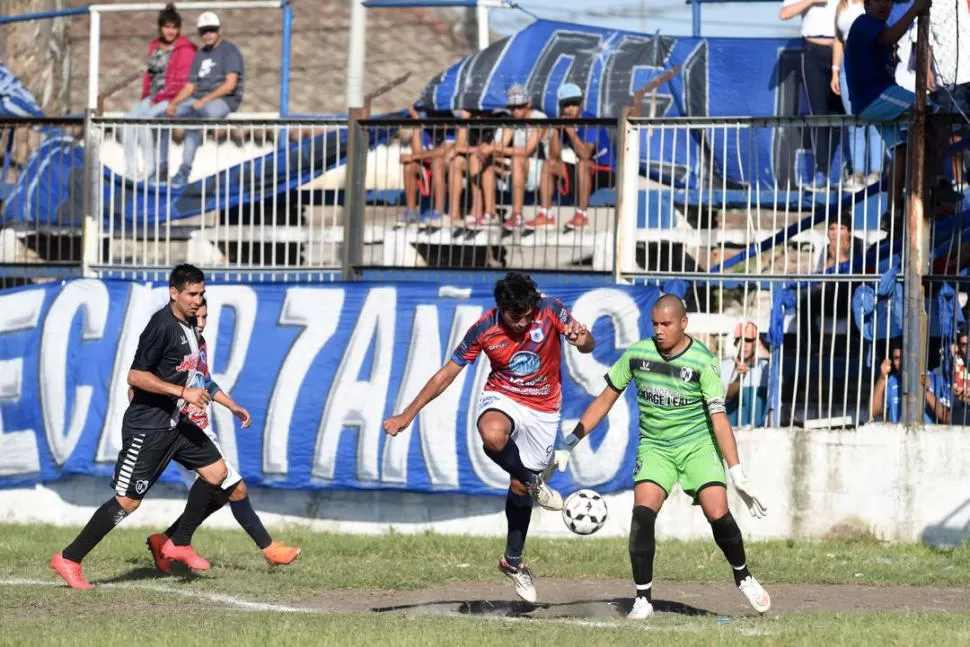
[477,413,511,452]
[115,495,141,514]
[508,480,530,498]
[228,479,248,501]
[629,505,657,554]
[709,511,742,542]
[199,461,229,486]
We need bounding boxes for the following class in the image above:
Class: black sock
[165,485,229,538]
[504,488,533,567]
[62,498,129,563]
[230,497,273,550]
[483,439,535,486]
[171,479,223,546]
[710,512,751,586]
[629,505,657,602]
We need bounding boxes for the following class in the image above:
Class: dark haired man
[51,264,238,588]
[383,271,594,603]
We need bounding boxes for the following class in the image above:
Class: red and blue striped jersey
[451,296,576,413]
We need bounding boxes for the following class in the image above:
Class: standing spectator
[123,4,196,182]
[779,0,845,191]
[481,85,548,232]
[831,0,884,190]
[162,11,244,187]
[925,330,970,424]
[532,83,615,232]
[870,339,902,421]
[720,321,771,428]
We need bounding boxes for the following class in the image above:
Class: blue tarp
[0,63,43,118]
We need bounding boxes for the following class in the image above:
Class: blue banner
[0,279,661,496]
[419,19,824,190]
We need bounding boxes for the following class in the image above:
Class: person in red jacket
[123,4,197,182]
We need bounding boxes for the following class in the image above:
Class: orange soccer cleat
[146,533,173,575]
[262,541,302,566]
[161,539,211,571]
[50,552,94,590]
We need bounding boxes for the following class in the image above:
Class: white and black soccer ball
[561,489,608,536]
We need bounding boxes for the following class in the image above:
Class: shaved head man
[651,294,688,355]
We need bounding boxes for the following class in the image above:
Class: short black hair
[159,3,181,28]
[494,272,540,315]
[169,263,204,291]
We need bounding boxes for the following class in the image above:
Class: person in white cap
[161,11,245,187]
[532,82,615,231]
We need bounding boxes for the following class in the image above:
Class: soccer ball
[561,489,608,535]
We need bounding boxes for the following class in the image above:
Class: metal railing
[347,117,620,273]
[0,117,86,288]
[88,116,348,280]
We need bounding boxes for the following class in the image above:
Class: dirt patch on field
[298,579,970,619]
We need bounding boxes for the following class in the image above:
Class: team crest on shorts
[680,367,693,382]
[135,479,149,495]
[530,327,544,343]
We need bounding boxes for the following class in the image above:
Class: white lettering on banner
[263,288,345,475]
[203,286,258,471]
[0,289,45,477]
[562,289,640,486]
[314,288,396,482]
[96,284,169,462]
[41,280,109,465]
[381,304,483,487]
[466,355,509,489]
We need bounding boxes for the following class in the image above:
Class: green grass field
[1,523,968,646]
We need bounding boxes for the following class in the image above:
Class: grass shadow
[94,566,199,585]
[372,597,715,618]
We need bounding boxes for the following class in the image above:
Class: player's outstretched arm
[212,390,252,428]
[554,385,622,471]
[563,321,595,353]
[383,360,464,437]
[710,412,767,518]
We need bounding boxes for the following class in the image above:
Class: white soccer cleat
[498,558,538,604]
[528,476,563,511]
[738,575,771,613]
[627,596,655,620]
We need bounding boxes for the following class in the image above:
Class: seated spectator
[123,4,196,182]
[398,104,455,227]
[532,83,615,232]
[480,85,548,232]
[870,339,902,421]
[162,11,244,187]
[720,321,771,428]
[925,329,970,424]
[843,0,960,216]
[447,109,497,228]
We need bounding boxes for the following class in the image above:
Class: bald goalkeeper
[553,295,772,619]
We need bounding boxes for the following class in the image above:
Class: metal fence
[0,117,85,288]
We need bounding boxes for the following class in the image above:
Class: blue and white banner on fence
[0,280,660,496]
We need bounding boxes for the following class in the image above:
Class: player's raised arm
[383,360,464,436]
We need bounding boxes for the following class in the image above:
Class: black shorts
[112,420,222,500]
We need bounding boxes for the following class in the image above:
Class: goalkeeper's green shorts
[633,439,726,503]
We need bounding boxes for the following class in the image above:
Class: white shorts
[176,424,242,491]
[497,158,543,193]
[477,390,560,472]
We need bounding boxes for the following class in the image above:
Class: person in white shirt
[779,0,845,192]
[720,321,770,428]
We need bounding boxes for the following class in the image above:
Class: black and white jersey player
[51,264,239,589]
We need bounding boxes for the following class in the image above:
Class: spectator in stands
[870,339,902,421]
[447,110,498,228]
[925,329,970,424]
[481,85,548,232]
[818,210,863,274]
[721,321,771,428]
[779,0,844,191]
[532,83,616,231]
[398,104,453,227]
[161,11,245,188]
[843,0,960,216]
[123,4,196,182]
[831,0,884,191]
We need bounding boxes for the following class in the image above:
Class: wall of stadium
[0,279,967,545]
